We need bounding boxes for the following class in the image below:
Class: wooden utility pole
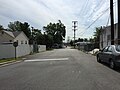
[72,21,78,48]
[118,0,120,44]
[110,0,114,45]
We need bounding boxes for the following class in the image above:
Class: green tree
[45,34,54,48]
[0,25,4,30]
[93,27,102,48]
[84,38,88,42]
[20,22,31,39]
[78,38,83,42]
[43,20,66,44]
[70,40,73,46]
[8,21,21,31]
[8,21,31,38]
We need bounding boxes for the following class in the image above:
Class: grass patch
[0,58,20,63]
[47,48,54,51]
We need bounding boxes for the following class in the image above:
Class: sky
[0,0,118,41]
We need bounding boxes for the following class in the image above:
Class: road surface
[0,48,120,90]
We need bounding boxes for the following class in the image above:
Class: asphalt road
[0,47,120,90]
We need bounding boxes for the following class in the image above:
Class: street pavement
[0,47,120,90]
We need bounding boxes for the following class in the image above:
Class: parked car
[97,45,120,69]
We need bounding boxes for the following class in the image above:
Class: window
[107,46,112,52]
[17,40,18,43]
[115,45,120,52]
[9,40,12,42]
[21,41,23,44]
[107,35,111,41]
[25,41,27,44]
[103,46,108,52]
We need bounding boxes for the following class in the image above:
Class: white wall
[0,44,15,59]
[0,44,31,59]
[0,44,46,59]
[14,32,29,45]
[16,44,31,57]
[38,45,46,52]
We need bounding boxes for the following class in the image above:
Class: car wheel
[97,56,101,63]
[110,60,116,69]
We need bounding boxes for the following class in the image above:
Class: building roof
[1,30,28,39]
[12,31,22,37]
[3,30,15,38]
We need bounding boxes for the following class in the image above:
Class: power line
[87,1,116,23]
[80,7,110,36]
[79,0,89,16]
[79,2,117,36]
[82,0,90,15]
[87,0,105,18]
[86,8,110,30]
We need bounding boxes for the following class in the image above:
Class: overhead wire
[79,0,89,16]
[87,0,104,18]
[79,1,117,36]
[80,8,110,36]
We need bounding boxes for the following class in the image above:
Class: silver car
[97,45,120,69]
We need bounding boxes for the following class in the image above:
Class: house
[100,23,118,49]
[0,30,31,59]
[0,30,29,45]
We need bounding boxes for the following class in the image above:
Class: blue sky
[0,0,118,41]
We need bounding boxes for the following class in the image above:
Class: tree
[20,22,31,39]
[43,20,66,44]
[78,38,83,42]
[45,34,54,48]
[70,40,73,46]
[84,38,88,42]
[93,27,102,48]
[8,21,21,31]
[8,21,31,39]
[0,25,4,30]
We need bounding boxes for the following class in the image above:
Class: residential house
[100,23,118,49]
[0,30,29,45]
[0,30,31,59]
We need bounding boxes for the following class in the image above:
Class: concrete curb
[0,60,23,67]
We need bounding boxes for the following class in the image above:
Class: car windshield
[115,45,120,52]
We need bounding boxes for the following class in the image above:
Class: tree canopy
[8,21,31,39]
[43,20,66,44]
[0,25,4,30]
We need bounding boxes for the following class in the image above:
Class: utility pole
[31,27,35,53]
[118,0,120,44]
[72,21,78,48]
[110,0,114,45]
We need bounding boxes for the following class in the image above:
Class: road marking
[24,58,69,62]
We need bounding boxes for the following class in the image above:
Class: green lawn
[0,58,20,63]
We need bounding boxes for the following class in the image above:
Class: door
[104,46,113,63]
[99,46,109,62]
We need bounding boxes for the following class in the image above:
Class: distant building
[76,42,94,51]
[100,23,118,49]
